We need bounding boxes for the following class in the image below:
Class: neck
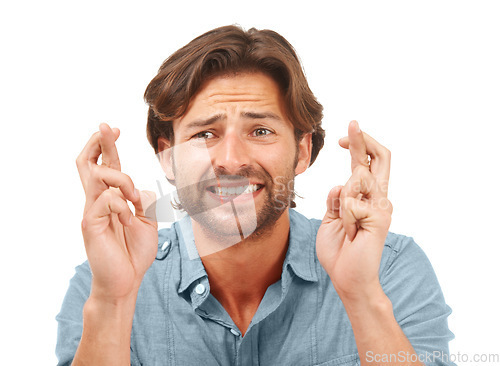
[191,209,290,335]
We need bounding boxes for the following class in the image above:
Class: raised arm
[72,123,157,365]
[316,120,424,366]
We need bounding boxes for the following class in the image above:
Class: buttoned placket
[176,217,246,343]
[172,211,321,366]
[191,277,244,333]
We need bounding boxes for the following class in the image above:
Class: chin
[191,200,259,240]
[180,181,292,242]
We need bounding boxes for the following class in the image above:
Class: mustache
[197,166,273,190]
[149,166,287,221]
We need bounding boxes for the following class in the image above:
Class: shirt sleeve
[380,233,456,366]
[55,261,92,365]
[55,261,143,366]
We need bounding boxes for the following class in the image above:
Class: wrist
[75,291,137,365]
[85,288,139,321]
[338,283,392,317]
[81,292,137,346]
[89,276,143,305]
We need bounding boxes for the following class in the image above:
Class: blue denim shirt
[56,209,455,365]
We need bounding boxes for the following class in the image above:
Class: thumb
[133,190,157,222]
[323,185,343,223]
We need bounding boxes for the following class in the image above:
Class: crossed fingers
[76,123,140,215]
[338,120,391,195]
[327,121,392,240]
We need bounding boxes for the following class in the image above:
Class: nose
[213,131,251,174]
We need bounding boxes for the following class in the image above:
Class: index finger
[76,125,120,186]
[99,123,121,171]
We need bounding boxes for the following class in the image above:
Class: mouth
[203,175,265,203]
[206,183,264,197]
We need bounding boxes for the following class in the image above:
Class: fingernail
[134,189,140,199]
[354,121,361,133]
[128,216,133,226]
[339,206,343,218]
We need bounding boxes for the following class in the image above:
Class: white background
[1,0,499,364]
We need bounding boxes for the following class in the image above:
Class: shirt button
[195,283,206,295]
[230,329,239,336]
[161,240,170,251]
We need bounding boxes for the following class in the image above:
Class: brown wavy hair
[144,25,325,166]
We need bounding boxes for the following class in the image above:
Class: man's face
[159,72,311,242]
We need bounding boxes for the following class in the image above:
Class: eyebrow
[185,111,283,131]
[241,111,282,121]
[184,114,226,130]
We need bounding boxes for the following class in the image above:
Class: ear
[295,133,312,176]
[157,137,175,182]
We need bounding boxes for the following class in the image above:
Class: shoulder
[379,231,436,282]
[381,232,425,266]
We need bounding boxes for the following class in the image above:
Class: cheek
[254,144,296,179]
[173,144,215,182]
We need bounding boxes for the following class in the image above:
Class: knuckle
[123,173,134,187]
[90,165,109,182]
[89,164,100,177]
[353,165,370,178]
[109,187,125,200]
[81,214,93,232]
[387,200,394,215]
[353,165,364,175]
[377,200,393,224]
[100,188,115,201]
[383,147,391,159]
[75,155,84,168]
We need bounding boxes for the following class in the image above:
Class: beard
[174,164,296,243]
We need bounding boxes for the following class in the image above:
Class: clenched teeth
[212,184,261,196]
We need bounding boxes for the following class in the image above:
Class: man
[57,25,455,365]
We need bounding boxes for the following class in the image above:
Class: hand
[76,123,158,302]
[316,120,393,304]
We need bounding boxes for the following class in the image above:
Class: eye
[193,131,215,140]
[252,128,273,137]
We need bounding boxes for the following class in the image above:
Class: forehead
[175,72,286,126]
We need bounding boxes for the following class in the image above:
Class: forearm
[342,286,424,366]
[72,292,138,366]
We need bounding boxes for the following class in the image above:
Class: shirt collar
[175,216,207,294]
[175,208,319,294]
[284,209,319,283]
